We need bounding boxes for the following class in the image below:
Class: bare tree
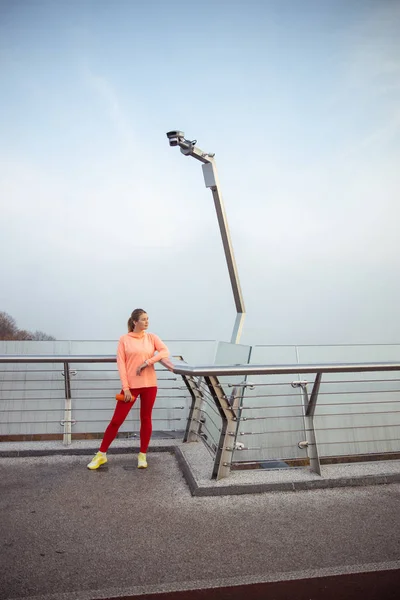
[0,311,18,340]
[31,330,56,341]
[13,329,34,341]
[0,311,56,340]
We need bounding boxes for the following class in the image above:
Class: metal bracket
[291,380,309,389]
[227,380,255,390]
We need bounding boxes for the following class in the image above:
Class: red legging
[100,387,157,453]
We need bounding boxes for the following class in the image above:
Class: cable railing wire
[195,420,220,445]
[237,443,308,452]
[237,421,400,436]
[236,409,400,419]
[199,408,222,431]
[190,430,217,457]
[0,409,187,416]
[240,399,400,410]
[203,399,221,418]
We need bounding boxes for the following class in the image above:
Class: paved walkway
[1,452,400,600]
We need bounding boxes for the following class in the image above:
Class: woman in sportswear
[87,308,170,470]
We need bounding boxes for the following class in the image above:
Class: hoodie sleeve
[117,338,130,390]
[146,335,169,366]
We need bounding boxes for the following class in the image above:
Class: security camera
[166,130,185,147]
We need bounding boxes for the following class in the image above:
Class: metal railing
[0,355,190,444]
[173,361,400,479]
[1,355,400,480]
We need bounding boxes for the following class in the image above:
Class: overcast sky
[1,0,399,347]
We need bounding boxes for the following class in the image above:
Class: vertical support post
[182,375,204,443]
[205,375,238,480]
[300,373,322,476]
[63,361,72,446]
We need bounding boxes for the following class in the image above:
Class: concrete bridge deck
[1,447,400,600]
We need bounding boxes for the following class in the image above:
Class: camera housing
[166,130,185,147]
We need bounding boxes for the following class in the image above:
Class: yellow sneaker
[87,451,107,470]
[138,452,147,469]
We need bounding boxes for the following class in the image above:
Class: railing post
[294,374,322,476]
[62,361,72,446]
[182,375,204,443]
[305,373,322,475]
[205,375,238,480]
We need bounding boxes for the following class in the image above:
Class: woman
[87,309,170,470]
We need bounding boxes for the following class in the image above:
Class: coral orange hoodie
[117,332,169,390]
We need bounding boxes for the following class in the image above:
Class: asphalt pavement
[1,452,400,600]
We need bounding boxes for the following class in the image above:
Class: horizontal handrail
[2,355,400,376]
[0,355,117,363]
[0,355,176,367]
[172,362,400,376]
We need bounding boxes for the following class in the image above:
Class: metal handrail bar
[0,355,180,365]
[12,385,399,397]
[0,355,118,363]
[172,362,400,376]
[1,407,187,413]
[5,418,185,425]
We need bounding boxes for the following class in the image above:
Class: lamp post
[166,131,245,344]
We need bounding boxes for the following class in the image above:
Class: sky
[1,0,400,346]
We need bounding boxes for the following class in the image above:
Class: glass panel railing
[0,339,217,441]
[233,345,306,465]
[214,340,252,391]
[0,340,72,355]
[67,339,218,364]
[68,362,188,439]
[296,345,400,458]
[214,341,252,365]
[2,341,400,465]
[203,341,252,456]
[165,340,219,447]
[0,339,218,363]
[0,360,65,438]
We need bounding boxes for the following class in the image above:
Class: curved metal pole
[166,131,246,343]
